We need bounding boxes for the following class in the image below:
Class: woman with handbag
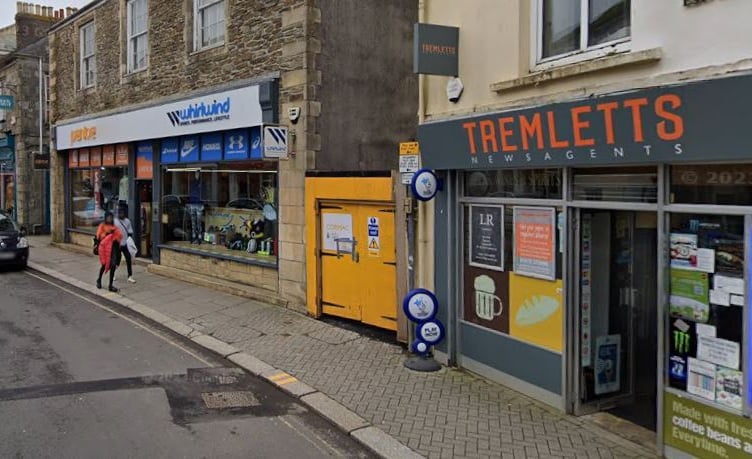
[114,206,136,283]
[95,211,122,292]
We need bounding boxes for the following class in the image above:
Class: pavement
[26,236,658,459]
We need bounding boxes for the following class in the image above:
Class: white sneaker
[128,277,136,283]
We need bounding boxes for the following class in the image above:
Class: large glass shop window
[161,161,278,263]
[464,169,562,199]
[668,213,745,412]
[69,146,128,231]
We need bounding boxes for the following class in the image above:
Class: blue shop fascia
[55,79,284,268]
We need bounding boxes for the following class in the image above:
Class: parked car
[0,211,28,269]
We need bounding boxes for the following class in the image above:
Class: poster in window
[508,273,563,353]
[68,150,79,168]
[594,335,621,395]
[90,146,101,167]
[716,367,743,410]
[463,264,509,334]
[513,207,556,280]
[78,148,90,167]
[115,144,130,165]
[668,318,698,391]
[670,233,698,269]
[102,145,115,166]
[670,269,710,322]
[469,205,504,271]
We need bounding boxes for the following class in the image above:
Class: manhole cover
[201,391,259,409]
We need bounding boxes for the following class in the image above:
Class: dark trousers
[97,242,120,288]
[120,245,133,277]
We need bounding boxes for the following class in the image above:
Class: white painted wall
[423,0,752,119]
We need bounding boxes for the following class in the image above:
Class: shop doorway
[574,210,658,431]
[317,201,397,331]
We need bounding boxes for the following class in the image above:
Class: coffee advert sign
[469,205,504,271]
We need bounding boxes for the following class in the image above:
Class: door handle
[334,237,359,262]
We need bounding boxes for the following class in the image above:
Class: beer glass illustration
[474,275,503,321]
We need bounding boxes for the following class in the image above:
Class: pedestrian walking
[95,211,122,292]
[115,206,136,283]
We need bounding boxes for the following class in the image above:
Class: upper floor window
[79,21,96,88]
[538,0,630,64]
[194,0,225,50]
[127,0,148,72]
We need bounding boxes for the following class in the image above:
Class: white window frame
[79,21,96,89]
[126,0,148,73]
[193,0,226,51]
[532,0,631,72]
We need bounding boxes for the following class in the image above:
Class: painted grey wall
[317,0,418,172]
[460,323,562,395]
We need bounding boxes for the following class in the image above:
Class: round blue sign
[403,288,438,323]
[417,320,445,345]
[410,168,439,201]
[411,339,430,356]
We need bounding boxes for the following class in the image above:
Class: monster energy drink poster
[669,318,698,391]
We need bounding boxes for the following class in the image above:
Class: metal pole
[407,197,415,345]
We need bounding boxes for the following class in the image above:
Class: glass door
[574,209,658,430]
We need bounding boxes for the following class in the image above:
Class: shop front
[55,80,282,293]
[419,73,752,457]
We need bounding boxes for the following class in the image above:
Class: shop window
[464,169,562,199]
[668,213,745,412]
[70,166,127,230]
[193,0,225,50]
[461,204,564,353]
[537,0,630,66]
[572,167,657,203]
[79,21,96,88]
[671,164,752,206]
[161,161,277,264]
[127,0,148,73]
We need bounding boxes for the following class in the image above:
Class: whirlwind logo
[167,97,231,127]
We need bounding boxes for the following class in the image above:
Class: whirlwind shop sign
[55,85,264,150]
[664,391,752,458]
[418,74,752,169]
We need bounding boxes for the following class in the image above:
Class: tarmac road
[0,269,373,459]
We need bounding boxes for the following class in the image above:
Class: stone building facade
[0,3,70,233]
[49,0,416,319]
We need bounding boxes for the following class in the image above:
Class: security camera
[288,107,301,124]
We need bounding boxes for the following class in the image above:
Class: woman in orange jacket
[96,211,123,292]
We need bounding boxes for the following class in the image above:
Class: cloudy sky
[1,0,94,28]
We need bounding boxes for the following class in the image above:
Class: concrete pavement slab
[301,392,370,434]
[191,334,241,358]
[351,426,424,459]
[228,352,277,376]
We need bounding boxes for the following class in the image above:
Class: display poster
[115,143,130,165]
[90,147,102,167]
[715,239,744,276]
[697,335,740,370]
[463,264,509,334]
[469,205,504,271]
[102,145,115,166]
[508,273,563,353]
[716,368,743,410]
[513,207,556,280]
[68,149,78,168]
[664,392,752,458]
[687,357,717,401]
[594,335,621,395]
[580,213,593,367]
[669,318,698,391]
[671,233,699,269]
[670,269,710,322]
[136,142,153,179]
[322,213,353,252]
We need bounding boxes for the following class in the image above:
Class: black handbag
[92,237,99,256]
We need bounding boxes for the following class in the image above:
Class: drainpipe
[417,0,434,293]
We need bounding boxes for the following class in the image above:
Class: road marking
[23,271,214,367]
[268,372,298,386]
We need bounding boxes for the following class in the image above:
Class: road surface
[0,269,373,458]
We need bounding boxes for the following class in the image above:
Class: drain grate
[201,391,260,409]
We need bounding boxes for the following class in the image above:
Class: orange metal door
[318,202,397,331]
